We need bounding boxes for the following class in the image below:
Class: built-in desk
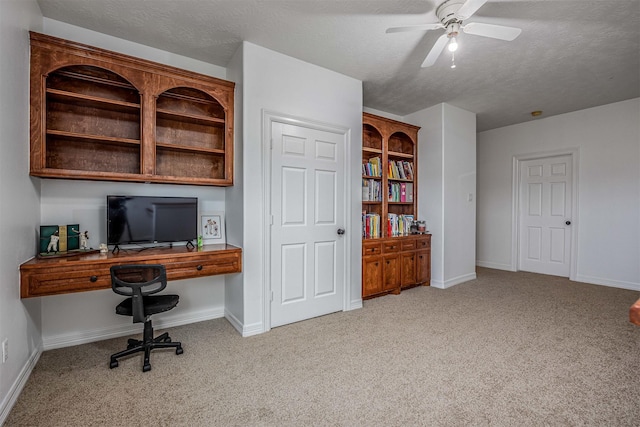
[20,244,242,298]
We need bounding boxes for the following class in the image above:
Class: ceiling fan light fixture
[447,36,458,52]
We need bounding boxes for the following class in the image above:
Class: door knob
[565,220,572,225]
[337,228,345,235]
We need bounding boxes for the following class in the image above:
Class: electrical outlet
[2,338,8,363]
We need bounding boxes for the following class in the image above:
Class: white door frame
[262,110,352,332]
[511,148,579,279]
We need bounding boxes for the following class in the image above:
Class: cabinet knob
[375,262,379,266]
[196,265,203,271]
[89,276,98,283]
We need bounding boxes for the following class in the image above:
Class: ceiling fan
[386,0,522,68]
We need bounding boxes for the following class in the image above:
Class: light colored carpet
[6,268,640,426]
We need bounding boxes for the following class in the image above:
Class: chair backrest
[110,264,167,323]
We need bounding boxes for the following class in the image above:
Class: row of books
[389,160,414,180]
[388,182,414,203]
[362,212,381,238]
[362,157,382,177]
[362,179,383,202]
[387,214,414,237]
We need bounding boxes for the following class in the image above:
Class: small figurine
[47,230,60,253]
[79,230,89,250]
[71,227,90,250]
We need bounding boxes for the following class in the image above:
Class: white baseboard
[431,272,477,289]
[0,346,41,426]
[476,260,514,271]
[574,275,640,292]
[224,309,265,337]
[43,306,225,350]
[348,299,363,310]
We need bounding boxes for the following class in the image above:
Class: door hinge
[270,215,274,225]
[270,138,273,150]
[270,291,274,302]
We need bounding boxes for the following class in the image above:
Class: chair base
[109,320,183,372]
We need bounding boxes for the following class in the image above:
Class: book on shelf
[387,214,414,237]
[362,212,381,239]
[400,183,407,202]
[406,182,414,202]
[363,178,382,202]
[387,160,414,180]
[363,156,382,177]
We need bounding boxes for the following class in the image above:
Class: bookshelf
[361,113,430,299]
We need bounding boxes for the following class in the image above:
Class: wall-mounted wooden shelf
[30,32,235,186]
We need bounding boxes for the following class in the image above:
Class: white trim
[574,275,640,292]
[262,110,352,331]
[349,299,363,311]
[0,347,41,425]
[43,306,225,350]
[511,148,580,279]
[431,272,477,289]
[476,260,514,271]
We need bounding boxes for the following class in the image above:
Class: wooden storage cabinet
[362,113,430,299]
[30,32,234,186]
[362,235,431,299]
[20,244,242,298]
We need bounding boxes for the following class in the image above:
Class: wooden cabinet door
[382,254,400,292]
[362,256,383,297]
[416,250,431,285]
[401,252,416,287]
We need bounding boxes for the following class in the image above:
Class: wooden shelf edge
[156,141,225,155]
[387,150,414,159]
[156,108,225,125]
[47,88,140,109]
[47,130,140,146]
[362,147,382,154]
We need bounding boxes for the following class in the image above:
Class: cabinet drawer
[26,269,111,296]
[401,240,417,251]
[363,242,382,256]
[416,236,431,250]
[383,241,401,253]
[168,254,241,280]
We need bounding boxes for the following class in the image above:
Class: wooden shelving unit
[30,32,235,186]
[361,112,431,299]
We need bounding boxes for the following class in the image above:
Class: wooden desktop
[20,244,242,298]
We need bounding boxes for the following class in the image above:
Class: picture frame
[200,211,226,245]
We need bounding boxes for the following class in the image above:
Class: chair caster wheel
[110,360,119,369]
[143,364,151,372]
[176,347,184,355]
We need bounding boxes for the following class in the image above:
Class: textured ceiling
[36,0,640,131]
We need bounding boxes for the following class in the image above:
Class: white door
[519,155,573,276]
[270,121,346,328]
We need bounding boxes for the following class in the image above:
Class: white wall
[0,0,43,423]
[477,98,640,290]
[235,42,363,335]
[404,103,477,288]
[35,21,234,348]
[224,43,245,326]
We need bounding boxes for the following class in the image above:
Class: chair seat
[116,294,179,318]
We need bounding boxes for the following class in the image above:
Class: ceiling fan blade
[455,0,488,21]
[386,23,443,33]
[462,22,522,41]
[421,34,449,68]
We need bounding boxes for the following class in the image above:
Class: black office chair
[109,264,183,372]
